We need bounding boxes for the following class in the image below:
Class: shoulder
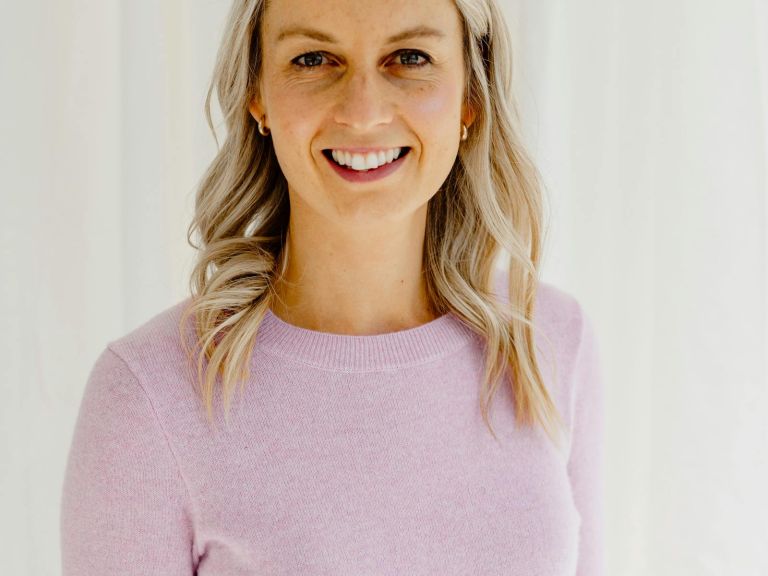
[534,280,593,352]
[533,279,598,376]
[491,267,593,354]
[99,297,197,404]
[492,268,599,417]
[107,296,192,362]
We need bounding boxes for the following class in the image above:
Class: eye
[394,49,432,68]
[291,51,332,70]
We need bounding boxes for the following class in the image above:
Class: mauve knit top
[60,270,604,575]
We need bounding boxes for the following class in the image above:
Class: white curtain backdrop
[1,1,766,574]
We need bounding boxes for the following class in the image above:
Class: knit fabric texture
[60,271,604,575]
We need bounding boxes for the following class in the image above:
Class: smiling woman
[60,0,604,575]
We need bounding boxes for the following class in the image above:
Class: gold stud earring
[460,123,468,141]
[258,116,270,136]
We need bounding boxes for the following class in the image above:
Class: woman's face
[251,0,473,224]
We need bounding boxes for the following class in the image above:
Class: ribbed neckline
[254,307,478,371]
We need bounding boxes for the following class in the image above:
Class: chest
[189,389,580,576]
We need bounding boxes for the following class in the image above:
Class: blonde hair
[179,0,564,450]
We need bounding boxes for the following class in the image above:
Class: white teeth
[330,147,403,171]
[352,153,372,170]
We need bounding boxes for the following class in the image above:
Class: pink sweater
[60,274,604,575]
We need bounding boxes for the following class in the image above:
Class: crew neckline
[254,307,478,371]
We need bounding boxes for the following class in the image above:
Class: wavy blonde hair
[179,0,564,450]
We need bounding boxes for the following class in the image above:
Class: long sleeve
[60,346,197,575]
[567,307,606,576]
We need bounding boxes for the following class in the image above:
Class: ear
[461,102,476,129]
[248,97,265,122]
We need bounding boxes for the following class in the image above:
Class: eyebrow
[276,25,446,45]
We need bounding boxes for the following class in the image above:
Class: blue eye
[396,49,431,67]
[290,49,432,71]
[292,52,329,69]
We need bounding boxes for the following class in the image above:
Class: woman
[61,0,604,574]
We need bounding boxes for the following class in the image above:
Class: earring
[460,123,468,141]
[258,116,270,136]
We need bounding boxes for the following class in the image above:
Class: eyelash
[290,49,432,71]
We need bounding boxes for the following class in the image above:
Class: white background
[1,1,766,574]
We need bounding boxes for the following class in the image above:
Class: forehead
[262,0,463,46]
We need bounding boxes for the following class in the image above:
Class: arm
[567,308,606,576]
[60,346,197,575]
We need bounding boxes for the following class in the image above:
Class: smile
[322,147,411,183]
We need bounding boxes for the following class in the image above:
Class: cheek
[411,83,457,118]
[268,95,319,171]
[408,82,463,157]
[262,73,317,144]
[267,118,313,190]
[412,76,460,124]
[271,95,310,140]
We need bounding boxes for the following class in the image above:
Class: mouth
[321,147,412,183]
[322,147,411,168]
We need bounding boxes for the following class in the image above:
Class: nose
[333,66,394,132]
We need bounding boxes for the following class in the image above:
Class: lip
[322,148,411,183]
